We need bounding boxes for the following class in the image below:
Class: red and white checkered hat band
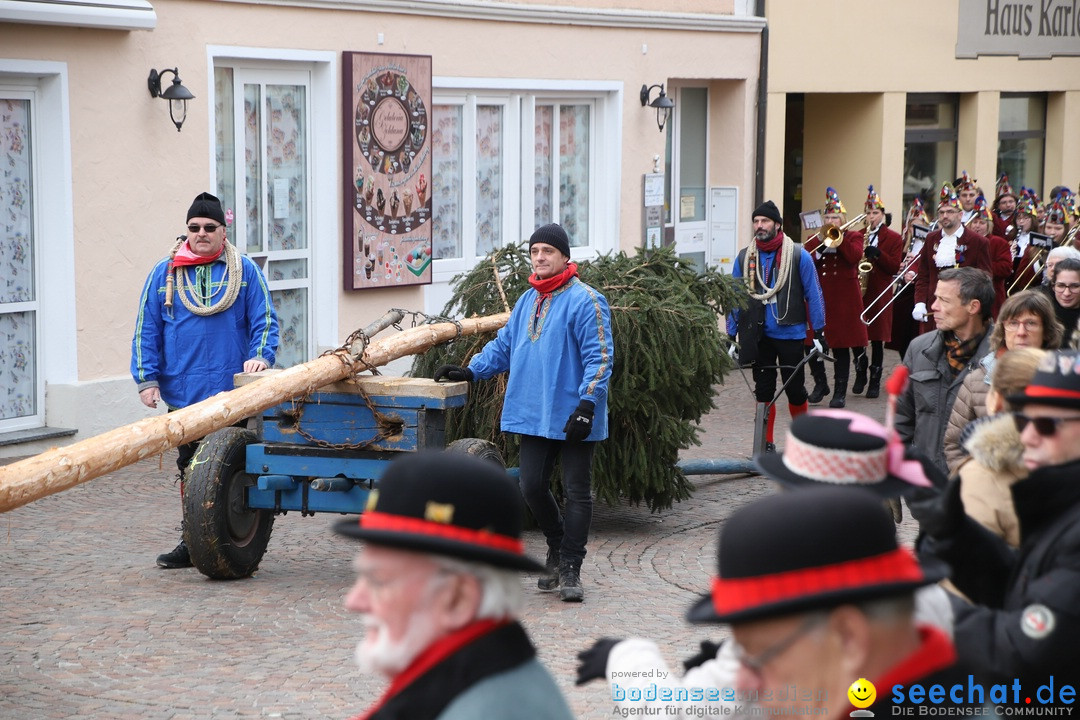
[781,433,888,486]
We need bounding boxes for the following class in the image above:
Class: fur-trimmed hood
[961,413,1025,473]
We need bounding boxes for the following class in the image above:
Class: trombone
[806,213,868,250]
[860,252,920,325]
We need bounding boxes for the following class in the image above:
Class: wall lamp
[640,83,674,132]
[147,67,195,132]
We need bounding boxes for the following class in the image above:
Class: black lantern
[639,83,675,133]
[148,68,195,132]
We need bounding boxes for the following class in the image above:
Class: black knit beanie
[752,200,783,225]
[529,223,571,258]
[186,192,227,226]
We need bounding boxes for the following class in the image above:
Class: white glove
[912,302,928,322]
[812,338,826,355]
[727,343,739,362]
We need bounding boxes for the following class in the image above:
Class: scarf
[172,240,226,268]
[529,262,578,298]
[943,329,984,375]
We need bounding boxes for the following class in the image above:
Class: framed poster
[343,52,433,290]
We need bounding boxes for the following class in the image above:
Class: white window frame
[431,78,621,284]
[207,48,337,355]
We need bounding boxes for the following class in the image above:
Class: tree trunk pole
[0,312,508,513]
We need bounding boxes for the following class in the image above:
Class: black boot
[865,366,883,399]
[806,357,830,405]
[156,539,192,569]
[852,354,869,395]
[558,561,584,602]
[829,372,849,408]
[537,546,560,591]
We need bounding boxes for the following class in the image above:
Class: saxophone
[858,218,873,294]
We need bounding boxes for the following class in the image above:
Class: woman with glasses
[1050,257,1080,348]
[942,290,1062,474]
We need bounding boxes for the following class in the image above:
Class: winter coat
[942,354,993,474]
[987,233,1013,317]
[131,252,279,409]
[805,230,868,348]
[936,459,1080,682]
[955,413,1026,547]
[859,224,904,342]
[468,276,613,441]
[895,326,994,476]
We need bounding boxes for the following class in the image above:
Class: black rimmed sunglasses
[187,223,222,234]
[1013,413,1080,437]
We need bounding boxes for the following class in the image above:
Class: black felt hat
[334,450,545,572]
[186,191,227,226]
[687,487,944,624]
[529,223,571,258]
[1007,350,1080,411]
[754,409,941,498]
[752,200,783,225]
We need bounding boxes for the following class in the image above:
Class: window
[0,94,42,431]
[903,93,957,217]
[998,93,1045,193]
[215,66,313,369]
[429,85,614,284]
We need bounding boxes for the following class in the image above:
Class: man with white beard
[335,450,574,720]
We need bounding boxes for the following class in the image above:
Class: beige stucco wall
[1,0,762,445]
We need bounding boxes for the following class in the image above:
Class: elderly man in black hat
[132,191,278,569]
[335,450,574,720]
[922,349,1080,682]
[727,200,826,451]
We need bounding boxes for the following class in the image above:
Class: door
[669,87,709,271]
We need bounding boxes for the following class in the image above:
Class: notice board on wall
[343,52,433,290]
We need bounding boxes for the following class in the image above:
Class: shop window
[997,93,1045,194]
[903,93,957,217]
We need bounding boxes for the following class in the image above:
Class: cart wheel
[183,427,274,580]
[446,437,505,468]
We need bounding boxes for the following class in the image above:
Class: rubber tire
[446,437,505,468]
[183,427,274,580]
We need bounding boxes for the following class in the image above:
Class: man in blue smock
[434,223,613,603]
[132,191,279,569]
[727,200,826,451]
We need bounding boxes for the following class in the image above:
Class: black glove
[812,329,829,356]
[563,400,595,443]
[864,245,881,261]
[433,364,473,383]
[919,476,966,540]
[682,639,723,671]
[575,637,621,685]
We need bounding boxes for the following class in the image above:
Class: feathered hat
[995,173,1018,201]
[972,193,991,222]
[954,171,977,191]
[906,196,930,226]
[864,185,885,213]
[938,183,962,212]
[824,187,846,215]
[1016,190,1038,219]
[1045,199,1069,226]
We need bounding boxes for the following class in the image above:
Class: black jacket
[935,458,1080,681]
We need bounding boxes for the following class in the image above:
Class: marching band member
[804,187,868,408]
[966,193,1013,317]
[888,197,931,358]
[1007,190,1043,296]
[955,171,980,226]
[991,173,1020,241]
[856,185,902,399]
[1043,196,1073,250]
[913,184,993,331]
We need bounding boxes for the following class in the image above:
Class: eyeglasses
[1003,319,1042,332]
[187,223,222,234]
[731,614,825,678]
[1054,283,1080,293]
[1013,413,1080,437]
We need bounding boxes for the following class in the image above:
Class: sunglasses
[1013,413,1080,437]
[187,223,222,234]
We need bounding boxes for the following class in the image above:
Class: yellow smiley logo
[848,678,876,709]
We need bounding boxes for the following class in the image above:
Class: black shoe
[829,378,848,409]
[807,381,830,405]
[156,540,192,569]
[852,356,868,395]
[886,497,903,524]
[764,442,776,453]
[537,546,560,591]
[865,367,883,399]
[559,562,584,602]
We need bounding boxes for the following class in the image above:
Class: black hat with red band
[687,487,944,624]
[1008,350,1080,411]
[334,450,546,572]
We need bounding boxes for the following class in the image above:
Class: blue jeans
[518,434,596,565]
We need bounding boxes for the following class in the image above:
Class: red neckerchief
[755,230,784,285]
[172,240,226,268]
[529,262,578,298]
[846,625,956,713]
[354,619,505,720]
